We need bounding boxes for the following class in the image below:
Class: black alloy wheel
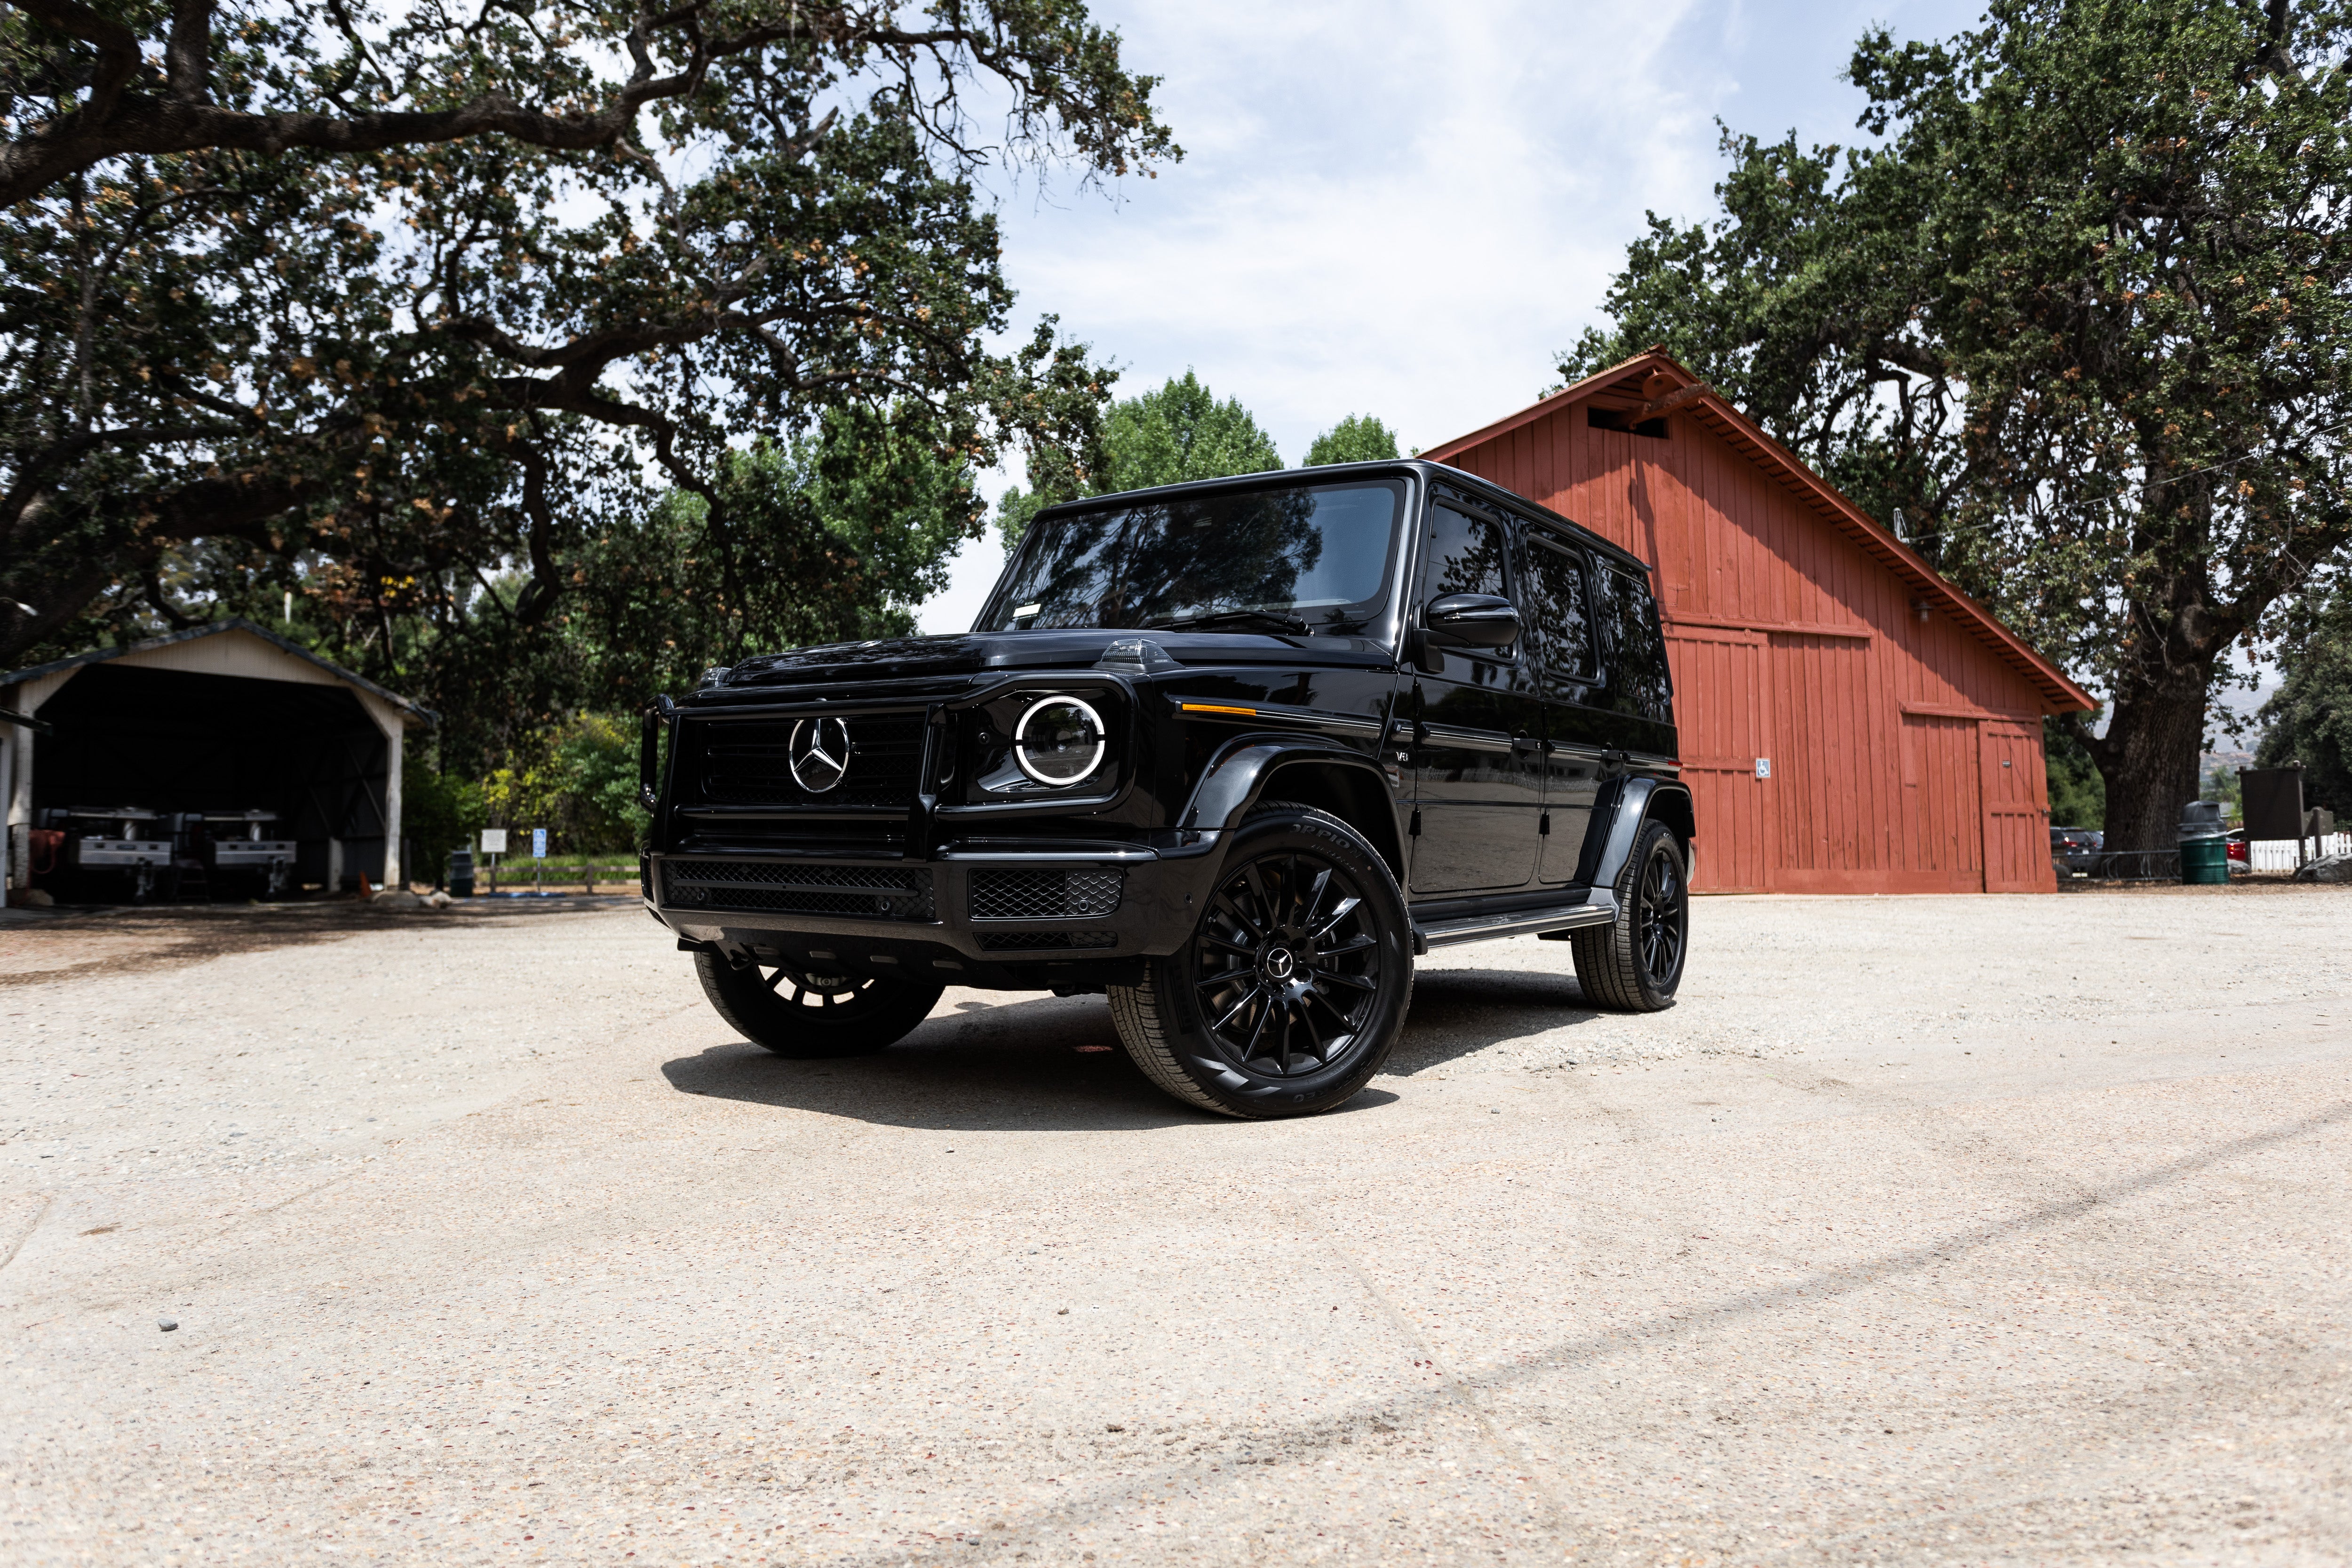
[1635,837,1688,987]
[1569,819,1689,1011]
[1110,802,1413,1118]
[693,949,944,1058]
[1191,852,1381,1077]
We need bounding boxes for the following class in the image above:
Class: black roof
[1027,459,1657,577]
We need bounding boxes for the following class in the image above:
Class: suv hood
[716,628,1393,690]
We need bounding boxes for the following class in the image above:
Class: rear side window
[1596,563,1672,722]
[1524,534,1595,692]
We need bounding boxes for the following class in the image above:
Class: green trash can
[2179,802,2229,884]
[2180,836,2229,884]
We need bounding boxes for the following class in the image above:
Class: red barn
[1424,350,2094,894]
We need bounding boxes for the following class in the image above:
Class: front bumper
[646,833,1225,987]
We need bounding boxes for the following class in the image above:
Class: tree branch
[0,14,1036,208]
[166,0,213,103]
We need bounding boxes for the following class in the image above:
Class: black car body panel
[641,461,1692,991]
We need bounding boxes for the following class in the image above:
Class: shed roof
[0,618,436,726]
[1422,350,2095,714]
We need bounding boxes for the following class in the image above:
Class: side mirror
[1424,592,1521,649]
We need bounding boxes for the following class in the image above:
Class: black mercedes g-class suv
[641,460,1692,1118]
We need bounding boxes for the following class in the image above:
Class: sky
[913,0,1991,634]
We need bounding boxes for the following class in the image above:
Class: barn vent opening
[1587,406,1669,439]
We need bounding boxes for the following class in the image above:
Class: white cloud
[920,0,1986,633]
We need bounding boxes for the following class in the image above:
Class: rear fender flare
[1575,777,1696,892]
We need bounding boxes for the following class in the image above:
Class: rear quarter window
[1524,534,1595,691]
[1597,564,1673,724]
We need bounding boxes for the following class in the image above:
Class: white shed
[3,620,433,899]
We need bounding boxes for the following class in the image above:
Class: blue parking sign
[532,828,547,859]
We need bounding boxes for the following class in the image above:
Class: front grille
[693,714,926,810]
[661,860,936,921]
[969,869,1126,921]
[975,930,1119,952]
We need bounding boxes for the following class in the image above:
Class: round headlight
[1013,695,1107,787]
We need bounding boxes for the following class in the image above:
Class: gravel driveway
[3,887,2347,1566]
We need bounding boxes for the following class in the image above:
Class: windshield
[979,478,1406,633]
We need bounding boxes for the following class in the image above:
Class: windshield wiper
[1146,608,1310,636]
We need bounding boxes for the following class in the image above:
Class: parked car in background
[2226,830,2250,872]
[2050,825,2103,877]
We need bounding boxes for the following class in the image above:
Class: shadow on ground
[662,992,1197,1131]
[0,894,635,987]
[664,963,1604,1129]
[1385,965,1603,1074]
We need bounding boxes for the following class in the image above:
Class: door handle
[1512,736,1542,754]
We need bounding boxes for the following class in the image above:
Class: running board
[1412,896,1617,953]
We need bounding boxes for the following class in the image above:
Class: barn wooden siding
[1427,355,2093,896]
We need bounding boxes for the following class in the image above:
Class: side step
[1412,896,1616,954]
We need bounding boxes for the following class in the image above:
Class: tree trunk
[2092,667,2211,851]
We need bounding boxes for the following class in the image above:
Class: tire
[1570,819,1689,1011]
[1109,801,1414,1119]
[693,950,944,1058]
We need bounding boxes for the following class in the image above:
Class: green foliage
[1561,0,2352,845]
[1304,415,1400,466]
[1101,371,1284,490]
[478,714,648,856]
[994,486,1057,554]
[401,744,485,889]
[0,0,1174,777]
[2200,758,2245,820]
[559,408,974,710]
[2043,716,2106,829]
[997,370,1283,549]
[547,714,650,855]
[2257,583,2352,815]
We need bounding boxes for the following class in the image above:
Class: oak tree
[0,0,1172,742]
[1561,0,2352,847]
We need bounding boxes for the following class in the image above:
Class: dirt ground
[2,883,2347,1566]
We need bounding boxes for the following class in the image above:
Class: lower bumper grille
[975,930,1119,952]
[662,860,936,921]
[969,868,1126,921]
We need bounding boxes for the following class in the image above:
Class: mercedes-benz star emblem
[788,716,852,793]
[1263,947,1295,981]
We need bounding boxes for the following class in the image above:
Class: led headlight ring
[1012,695,1107,787]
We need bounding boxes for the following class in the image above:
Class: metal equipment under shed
[2,620,432,902]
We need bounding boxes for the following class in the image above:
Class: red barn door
[1768,633,1872,890]
[1980,720,2054,892]
[1663,624,1770,892]
[1901,714,1984,891]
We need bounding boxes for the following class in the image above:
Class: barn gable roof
[0,618,436,726]
[1422,350,2094,714]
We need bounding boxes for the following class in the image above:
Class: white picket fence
[2247,833,2352,872]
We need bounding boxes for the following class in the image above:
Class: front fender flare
[1179,739,1398,837]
